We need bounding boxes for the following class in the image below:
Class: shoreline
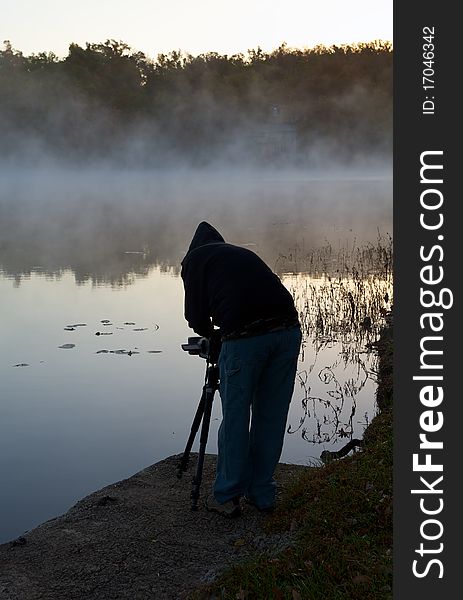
[0,454,308,599]
[1,326,392,599]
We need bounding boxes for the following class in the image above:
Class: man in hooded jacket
[181,222,301,515]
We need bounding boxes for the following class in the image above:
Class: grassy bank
[192,325,393,600]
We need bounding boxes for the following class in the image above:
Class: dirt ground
[0,454,308,600]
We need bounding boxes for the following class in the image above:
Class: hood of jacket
[182,222,226,264]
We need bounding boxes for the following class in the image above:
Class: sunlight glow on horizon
[3,0,392,59]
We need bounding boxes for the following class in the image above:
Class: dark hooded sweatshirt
[181,222,299,337]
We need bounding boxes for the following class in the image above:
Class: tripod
[177,353,220,511]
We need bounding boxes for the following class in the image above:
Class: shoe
[205,495,242,518]
[243,496,275,514]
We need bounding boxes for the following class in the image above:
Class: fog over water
[0,165,392,543]
[0,166,392,281]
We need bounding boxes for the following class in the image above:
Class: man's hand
[208,329,222,363]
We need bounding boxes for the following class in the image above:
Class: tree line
[0,39,392,165]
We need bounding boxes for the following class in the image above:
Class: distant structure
[250,104,297,159]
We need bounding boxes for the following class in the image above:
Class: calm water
[0,168,392,543]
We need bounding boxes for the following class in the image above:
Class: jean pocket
[225,366,241,378]
[223,359,242,390]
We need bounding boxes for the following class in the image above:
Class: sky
[2,0,392,59]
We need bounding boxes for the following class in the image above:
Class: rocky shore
[0,454,308,600]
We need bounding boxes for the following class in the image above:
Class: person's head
[186,222,225,254]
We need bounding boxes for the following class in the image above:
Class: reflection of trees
[0,195,183,286]
[0,245,180,288]
[0,177,392,285]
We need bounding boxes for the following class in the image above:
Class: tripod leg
[177,390,205,478]
[190,365,219,510]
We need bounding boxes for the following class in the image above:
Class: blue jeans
[214,326,302,509]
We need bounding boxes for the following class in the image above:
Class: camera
[181,331,222,363]
[181,336,210,359]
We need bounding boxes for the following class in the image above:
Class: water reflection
[0,267,391,542]
[289,345,372,445]
[283,236,392,447]
[0,167,391,283]
[0,168,392,543]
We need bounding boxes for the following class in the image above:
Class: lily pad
[59,344,75,349]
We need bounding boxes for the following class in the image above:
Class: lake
[0,167,392,543]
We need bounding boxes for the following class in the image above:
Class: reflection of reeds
[287,354,370,446]
[276,231,393,279]
[284,233,393,346]
[283,234,393,448]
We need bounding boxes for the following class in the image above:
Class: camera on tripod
[178,333,221,509]
[181,337,210,359]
